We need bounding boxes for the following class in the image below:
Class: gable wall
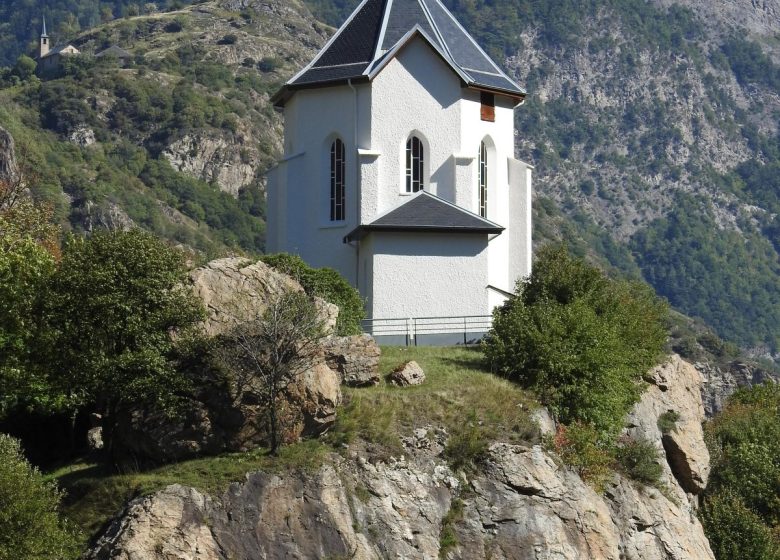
[367,38,462,220]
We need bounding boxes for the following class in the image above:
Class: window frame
[478,141,488,217]
[405,135,425,193]
[329,138,346,222]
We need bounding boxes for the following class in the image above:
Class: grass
[46,345,539,548]
[326,346,539,460]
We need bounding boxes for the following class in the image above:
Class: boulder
[322,334,381,386]
[189,257,338,337]
[388,361,425,386]
[626,355,710,494]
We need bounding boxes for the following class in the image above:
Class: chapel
[266,0,533,343]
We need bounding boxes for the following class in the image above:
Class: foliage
[657,410,680,435]
[0,185,60,416]
[484,245,667,436]
[614,437,663,485]
[443,411,491,472]
[438,498,464,558]
[0,434,80,560]
[547,422,613,491]
[217,291,328,454]
[260,253,365,335]
[632,194,780,351]
[42,230,203,446]
[701,492,780,560]
[702,383,780,558]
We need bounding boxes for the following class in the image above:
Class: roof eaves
[344,223,503,243]
[422,0,524,95]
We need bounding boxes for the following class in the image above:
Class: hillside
[0,0,778,359]
[0,0,327,254]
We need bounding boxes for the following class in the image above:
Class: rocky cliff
[88,355,716,559]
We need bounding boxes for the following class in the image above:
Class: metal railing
[361,315,493,346]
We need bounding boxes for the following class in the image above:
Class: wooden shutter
[480,92,495,122]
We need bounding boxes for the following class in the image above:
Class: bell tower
[39,16,49,58]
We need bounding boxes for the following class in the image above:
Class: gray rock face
[388,360,426,386]
[626,355,710,494]
[0,126,18,185]
[189,257,338,337]
[322,334,381,386]
[90,359,715,560]
[696,360,780,417]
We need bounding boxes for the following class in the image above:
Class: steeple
[272,0,524,107]
[40,15,50,58]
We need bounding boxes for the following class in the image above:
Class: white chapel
[266,0,533,341]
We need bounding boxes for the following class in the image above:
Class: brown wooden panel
[480,92,495,122]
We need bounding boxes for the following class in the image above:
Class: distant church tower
[39,16,49,58]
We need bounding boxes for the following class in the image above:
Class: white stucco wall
[366,232,490,319]
[367,39,462,219]
[267,34,532,325]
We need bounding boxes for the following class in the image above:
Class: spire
[273,0,524,106]
[41,15,48,38]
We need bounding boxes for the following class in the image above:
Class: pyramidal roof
[273,0,524,106]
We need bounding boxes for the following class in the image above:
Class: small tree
[218,291,328,454]
[0,434,80,560]
[483,245,668,436]
[43,230,204,455]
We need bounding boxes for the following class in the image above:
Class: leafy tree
[702,383,780,558]
[12,55,36,81]
[42,230,204,454]
[217,291,328,454]
[483,245,667,436]
[0,434,80,560]
[260,253,365,335]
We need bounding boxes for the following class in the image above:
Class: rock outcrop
[626,355,710,494]
[91,356,715,560]
[0,126,18,185]
[696,359,780,417]
[189,257,338,337]
[322,334,382,386]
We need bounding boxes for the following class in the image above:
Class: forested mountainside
[305,0,780,359]
[0,0,778,359]
[0,0,329,254]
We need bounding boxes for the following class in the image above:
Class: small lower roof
[344,191,503,242]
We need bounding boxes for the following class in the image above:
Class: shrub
[548,422,613,491]
[444,413,491,472]
[701,492,780,560]
[483,244,668,436]
[260,253,364,335]
[657,410,680,435]
[615,438,663,485]
[0,434,80,559]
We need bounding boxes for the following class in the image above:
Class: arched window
[405,136,425,193]
[330,138,345,221]
[478,141,488,217]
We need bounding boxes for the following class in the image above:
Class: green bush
[0,434,80,560]
[701,492,780,560]
[657,410,680,435]
[703,383,780,558]
[483,244,668,436]
[260,253,364,336]
[615,438,663,485]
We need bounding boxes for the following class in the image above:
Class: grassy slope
[46,346,536,548]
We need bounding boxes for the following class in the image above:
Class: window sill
[320,221,348,229]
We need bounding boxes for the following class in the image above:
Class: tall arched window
[405,136,425,193]
[478,141,488,217]
[330,138,345,221]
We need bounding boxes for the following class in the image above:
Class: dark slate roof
[96,45,133,59]
[344,191,503,242]
[274,0,524,105]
